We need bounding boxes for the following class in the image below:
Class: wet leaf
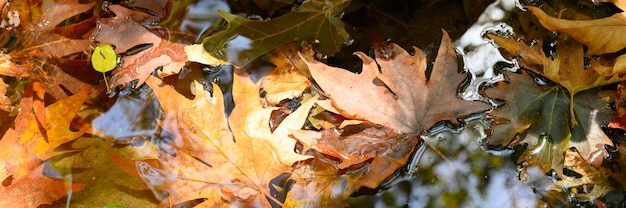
[187,0,350,67]
[258,43,314,105]
[484,70,614,173]
[136,73,315,207]
[549,148,611,202]
[488,34,626,126]
[285,159,357,207]
[292,123,419,188]
[304,30,490,134]
[0,86,91,181]
[92,5,188,88]
[527,6,626,55]
[0,164,85,207]
[0,86,90,206]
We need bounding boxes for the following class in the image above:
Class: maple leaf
[303,30,490,134]
[185,0,350,67]
[91,5,188,88]
[484,70,614,173]
[487,34,626,125]
[134,73,315,207]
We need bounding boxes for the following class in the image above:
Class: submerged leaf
[137,74,315,207]
[187,0,350,67]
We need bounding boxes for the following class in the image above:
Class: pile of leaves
[0,0,626,207]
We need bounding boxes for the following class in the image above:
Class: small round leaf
[91,44,117,73]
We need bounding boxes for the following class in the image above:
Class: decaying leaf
[304,30,490,134]
[484,70,614,173]
[186,0,350,67]
[92,5,188,88]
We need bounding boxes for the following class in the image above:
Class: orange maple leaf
[126,73,315,207]
[0,86,90,207]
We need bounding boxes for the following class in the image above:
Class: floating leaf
[304,30,490,134]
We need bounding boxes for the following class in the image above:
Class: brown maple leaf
[302,30,490,134]
[92,5,188,89]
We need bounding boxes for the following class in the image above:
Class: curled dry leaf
[303,29,490,134]
[92,5,187,89]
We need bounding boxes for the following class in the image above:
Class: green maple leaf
[186,0,350,67]
[484,70,614,173]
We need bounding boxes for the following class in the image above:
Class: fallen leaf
[285,159,356,207]
[484,70,614,173]
[0,78,10,112]
[549,148,611,202]
[304,30,490,134]
[609,82,626,130]
[186,0,350,67]
[0,164,85,207]
[258,43,314,105]
[487,34,626,125]
[291,123,419,188]
[92,5,188,88]
[8,0,94,60]
[135,73,315,207]
[0,85,91,182]
[527,6,626,55]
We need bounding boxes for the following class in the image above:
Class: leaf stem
[569,94,578,127]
